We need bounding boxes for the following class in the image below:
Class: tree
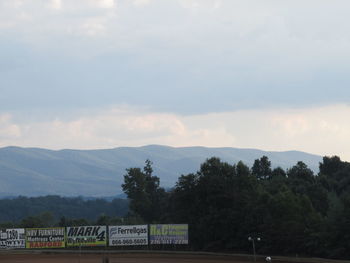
[122,160,166,222]
[271,167,286,178]
[319,156,344,177]
[20,211,54,228]
[252,156,272,180]
[287,161,315,195]
[287,161,329,215]
[319,156,350,194]
[170,158,261,251]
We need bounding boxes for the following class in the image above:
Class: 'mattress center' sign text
[26,228,65,248]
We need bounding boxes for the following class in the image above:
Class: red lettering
[28,241,63,248]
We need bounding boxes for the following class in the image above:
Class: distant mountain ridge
[0,145,323,197]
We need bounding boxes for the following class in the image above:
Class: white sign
[109,225,148,246]
[6,229,25,249]
[0,230,7,249]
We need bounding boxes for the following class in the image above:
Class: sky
[1,0,350,160]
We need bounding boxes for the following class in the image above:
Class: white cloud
[1,0,350,163]
[0,114,21,139]
[0,21,14,29]
[93,0,116,9]
[81,18,107,36]
[2,104,350,161]
[49,0,62,10]
[4,0,24,8]
[179,0,200,9]
[132,0,151,7]
[178,0,222,9]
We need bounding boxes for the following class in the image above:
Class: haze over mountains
[0,145,323,197]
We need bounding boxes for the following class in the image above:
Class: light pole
[248,236,261,262]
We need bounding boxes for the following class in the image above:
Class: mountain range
[0,145,323,197]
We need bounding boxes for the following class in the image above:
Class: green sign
[150,224,188,244]
[66,226,106,247]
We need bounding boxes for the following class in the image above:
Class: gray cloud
[1,0,350,115]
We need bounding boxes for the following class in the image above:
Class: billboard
[0,230,7,249]
[109,225,148,246]
[6,228,25,249]
[149,224,188,245]
[26,228,65,249]
[66,226,107,247]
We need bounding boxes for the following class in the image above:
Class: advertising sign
[66,226,106,247]
[109,225,148,246]
[0,230,7,249]
[6,228,25,249]
[150,224,188,245]
[26,228,65,249]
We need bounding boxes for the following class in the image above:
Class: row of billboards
[0,224,188,249]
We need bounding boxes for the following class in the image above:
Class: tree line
[122,157,350,259]
[0,196,129,228]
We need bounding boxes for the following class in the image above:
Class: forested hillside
[0,145,321,196]
[0,196,128,226]
[122,156,350,259]
[1,154,349,259]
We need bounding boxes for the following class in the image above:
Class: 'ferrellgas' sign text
[109,225,148,246]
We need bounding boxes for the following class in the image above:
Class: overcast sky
[1,0,350,160]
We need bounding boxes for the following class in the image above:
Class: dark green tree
[20,211,54,228]
[170,157,261,251]
[122,160,166,222]
[287,161,328,215]
[319,156,350,194]
[252,156,272,180]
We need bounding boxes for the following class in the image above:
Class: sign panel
[6,228,25,249]
[0,230,7,249]
[26,228,65,249]
[149,224,188,245]
[66,226,106,247]
[109,225,148,246]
